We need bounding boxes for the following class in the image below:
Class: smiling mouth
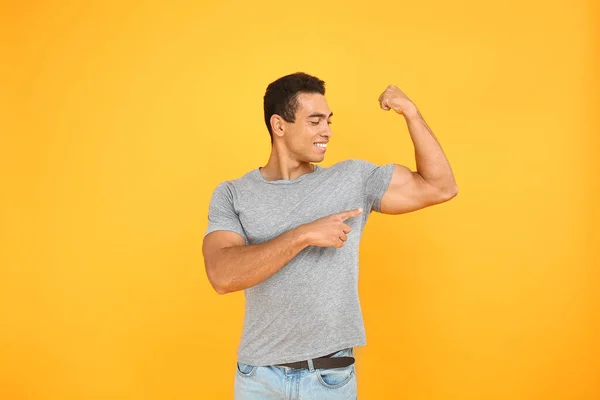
[313,142,328,150]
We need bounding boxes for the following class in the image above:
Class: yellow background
[1,0,598,399]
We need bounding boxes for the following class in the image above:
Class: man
[202,72,458,399]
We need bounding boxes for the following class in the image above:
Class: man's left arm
[377,85,458,215]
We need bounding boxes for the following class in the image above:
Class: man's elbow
[209,275,231,295]
[447,185,459,199]
[214,284,229,295]
[205,261,231,295]
[438,185,459,203]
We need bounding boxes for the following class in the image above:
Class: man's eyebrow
[307,112,333,119]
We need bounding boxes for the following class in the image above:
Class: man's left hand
[378,85,419,118]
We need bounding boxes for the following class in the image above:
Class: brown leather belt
[275,350,355,370]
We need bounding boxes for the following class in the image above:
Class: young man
[202,72,458,399]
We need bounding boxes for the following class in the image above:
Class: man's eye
[310,121,319,125]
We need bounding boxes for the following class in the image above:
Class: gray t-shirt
[204,159,395,366]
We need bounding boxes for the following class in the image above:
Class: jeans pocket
[315,348,355,389]
[236,361,258,378]
[316,364,355,389]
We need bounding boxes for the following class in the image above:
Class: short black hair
[263,72,326,143]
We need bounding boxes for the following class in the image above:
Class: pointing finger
[336,208,363,221]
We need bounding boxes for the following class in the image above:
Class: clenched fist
[378,85,418,118]
[299,208,363,248]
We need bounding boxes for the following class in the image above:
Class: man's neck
[259,159,314,181]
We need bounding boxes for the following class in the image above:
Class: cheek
[286,130,309,148]
[305,130,318,146]
[305,126,319,137]
[294,127,313,143]
[287,126,315,149]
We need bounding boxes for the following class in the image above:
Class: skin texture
[203,86,458,294]
[202,209,362,294]
[376,85,458,214]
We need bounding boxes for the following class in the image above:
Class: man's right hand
[299,208,364,248]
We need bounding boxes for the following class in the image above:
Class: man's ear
[270,114,285,139]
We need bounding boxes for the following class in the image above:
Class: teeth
[314,143,327,148]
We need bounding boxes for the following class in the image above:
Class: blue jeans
[234,348,357,399]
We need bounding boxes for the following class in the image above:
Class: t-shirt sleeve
[204,182,249,244]
[354,159,396,213]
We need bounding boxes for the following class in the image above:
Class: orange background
[1,1,598,399]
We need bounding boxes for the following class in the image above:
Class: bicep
[379,164,449,215]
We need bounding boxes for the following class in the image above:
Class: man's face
[282,93,333,162]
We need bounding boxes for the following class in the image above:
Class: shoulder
[208,181,233,204]
[212,168,257,193]
[210,168,261,205]
[327,158,381,175]
[327,158,369,171]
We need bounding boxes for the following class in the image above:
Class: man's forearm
[404,108,457,193]
[213,227,310,294]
